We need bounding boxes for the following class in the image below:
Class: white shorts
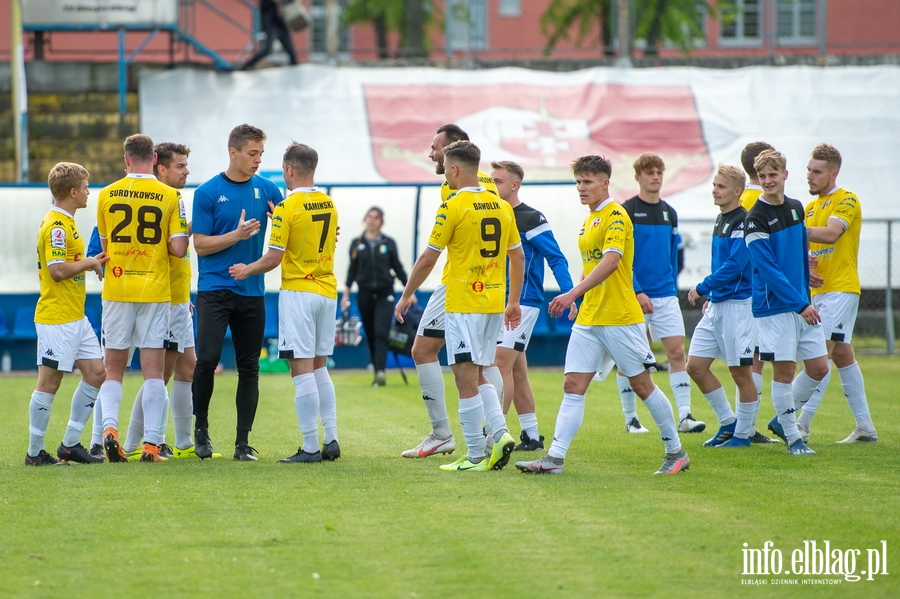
[101,300,169,350]
[165,302,195,353]
[36,317,103,372]
[756,312,827,363]
[445,312,503,366]
[565,323,656,379]
[278,290,336,359]
[497,305,540,352]
[812,292,859,344]
[644,296,686,341]
[417,284,446,338]
[688,299,756,367]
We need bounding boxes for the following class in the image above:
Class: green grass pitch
[1,357,898,598]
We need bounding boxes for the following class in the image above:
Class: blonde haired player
[685,165,759,447]
[396,140,524,472]
[26,163,108,466]
[95,134,189,462]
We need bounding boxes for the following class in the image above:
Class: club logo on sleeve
[51,227,66,249]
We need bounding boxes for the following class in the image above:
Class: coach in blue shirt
[191,124,283,461]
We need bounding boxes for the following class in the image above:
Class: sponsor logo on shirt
[112,266,124,277]
[471,281,485,292]
[218,195,229,203]
[51,227,66,248]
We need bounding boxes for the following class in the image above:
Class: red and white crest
[364,82,712,200]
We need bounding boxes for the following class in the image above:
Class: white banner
[23,0,178,27]
[140,64,900,221]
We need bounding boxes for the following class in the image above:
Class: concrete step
[28,92,139,114]
[29,158,129,185]
[0,113,140,140]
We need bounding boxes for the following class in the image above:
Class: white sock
[416,362,450,439]
[792,369,823,411]
[479,383,508,442]
[90,396,104,447]
[124,384,145,452]
[771,381,801,445]
[63,382,99,447]
[548,393,585,460]
[669,370,692,421]
[618,373,637,424]
[458,395,486,462]
[839,362,875,431]
[517,412,539,441]
[735,399,759,439]
[141,379,167,446]
[643,386,681,454]
[99,380,123,431]
[171,381,194,450]
[483,366,504,404]
[28,390,55,456]
[315,367,338,444]
[293,373,319,453]
[158,389,170,444]
[703,386,735,425]
[797,365,830,430]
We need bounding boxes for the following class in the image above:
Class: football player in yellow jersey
[396,140,524,472]
[402,124,506,460]
[26,163,108,466]
[230,143,342,463]
[516,155,689,476]
[795,144,877,443]
[121,143,221,459]
[95,134,189,463]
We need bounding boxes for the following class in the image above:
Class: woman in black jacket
[341,207,410,386]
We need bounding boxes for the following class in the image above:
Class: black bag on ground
[388,303,422,357]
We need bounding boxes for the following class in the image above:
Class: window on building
[777,0,817,45]
[499,0,521,17]
[720,0,763,46]
[310,0,351,59]
[446,0,488,51]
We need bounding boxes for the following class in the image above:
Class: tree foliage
[343,0,434,59]
[541,0,711,57]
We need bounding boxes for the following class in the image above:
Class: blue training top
[192,173,283,296]
[744,197,810,317]
[696,206,752,303]
[622,195,679,298]
[511,203,573,308]
[87,226,102,258]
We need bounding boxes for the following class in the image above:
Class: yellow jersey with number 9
[428,187,521,314]
[268,187,338,299]
[97,174,188,303]
[576,199,644,327]
[36,206,86,324]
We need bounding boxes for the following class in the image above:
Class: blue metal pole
[118,27,126,115]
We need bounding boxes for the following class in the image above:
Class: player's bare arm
[48,256,106,282]
[504,245,525,330]
[194,208,261,256]
[635,292,654,314]
[394,248,439,324]
[168,235,189,259]
[548,251,621,318]
[229,247,283,281]
[806,218,847,244]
